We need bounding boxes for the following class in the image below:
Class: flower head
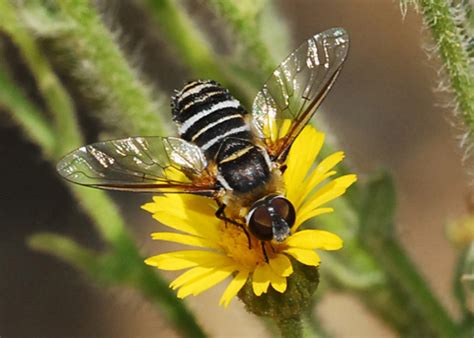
[142,124,356,307]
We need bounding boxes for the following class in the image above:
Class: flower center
[217,222,281,268]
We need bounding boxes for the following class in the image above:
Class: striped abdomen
[172,80,271,193]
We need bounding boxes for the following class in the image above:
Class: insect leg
[215,203,251,249]
[261,241,269,263]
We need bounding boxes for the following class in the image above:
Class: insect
[57,28,349,253]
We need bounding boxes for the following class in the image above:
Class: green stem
[144,0,257,104]
[0,0,81,156]
[29,233,207,338]
[0,65,56,157]
[55,0,167,137]
[454,243,474,335]
[0,7,205,334]
[302,310,333,338]
[416,0,474,137]
[207,0,278,77]
[359,173,460,338]
[275,316,303,338]
[144,0,227,81]
[367,238,460,337]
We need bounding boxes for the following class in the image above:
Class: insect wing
[57,136,217,195]
[251,27,349,163]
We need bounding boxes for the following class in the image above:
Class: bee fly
[57,28,349,257]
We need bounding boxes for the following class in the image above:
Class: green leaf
[359,171,396,238]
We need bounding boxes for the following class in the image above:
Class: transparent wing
[251,27,349,163]
[57,136,218,195]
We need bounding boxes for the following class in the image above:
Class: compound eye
[270,197,295,227]
[248,206,273,241]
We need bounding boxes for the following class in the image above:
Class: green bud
[238,260,319,320]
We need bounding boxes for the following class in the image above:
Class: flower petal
[219,270,249,307]
[151,232,219,249]
[177,266,234,298]
[252,264,271,296]
[297,174,357,220]
[145,250,231,270]
[292,151,345,209]
[293,207,333,232]
[143,193,220,241]
[286,230,343,250]
[170,266,215,289]
[270,273,287,293]
[284,248,321,266]
[150,212,220,242]
[269,254,293,277]
[284,128,324,203]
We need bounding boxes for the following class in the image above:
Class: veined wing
[251,27,349,163]
[57,136,218,195]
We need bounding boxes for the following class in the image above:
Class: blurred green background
[0,0,469,337]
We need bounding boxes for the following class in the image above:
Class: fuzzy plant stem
[0,58,207,338]
[143,0,258,103]
[0,3,206,336]
[28,233,207,338]
[275,317,303,338]
[0,63,207,338]
[207,0,278,77]
[408,1,474,335]
[359,173,461,338]
[0,66,56,157]
[411,0,474,140]
[0,0,81,156]
[55,0,167,137]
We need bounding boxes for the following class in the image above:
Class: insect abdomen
[172,80,252,159]
[172,80,271,193]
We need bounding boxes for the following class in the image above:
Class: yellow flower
[142,125,357,307]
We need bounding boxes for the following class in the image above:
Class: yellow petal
[145,194,219,238]
[151,212,219,242]
[269,254,293,277]
[252,264,271,296]
[141,202,160,213]
[219,270,249,307]
[284,128,324,203]
[153,193,215,215]
[286,230,343,250]
[151,232,219,249]
[292,207,333,232]
[284,248,321,266]
[297,174,357,219]
[177,266,234,298]
[293,151,344,209]
[150,194,216,224]
[144,250,231,270]
[269,273,287,293]
[294,170,337,210]
[258,261,287,293]
[170,266,214,289]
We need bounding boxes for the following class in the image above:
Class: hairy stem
[275,316,303,338]
[0,65,56,157]
[55,0,167,136]
[415,0,474,138]
[0,0,81,156]
[207,0,279,77]
[143,0,258,104]
[29,233,207,338]
[0,3,206,334]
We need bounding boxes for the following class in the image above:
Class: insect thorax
[172,80,272,193]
